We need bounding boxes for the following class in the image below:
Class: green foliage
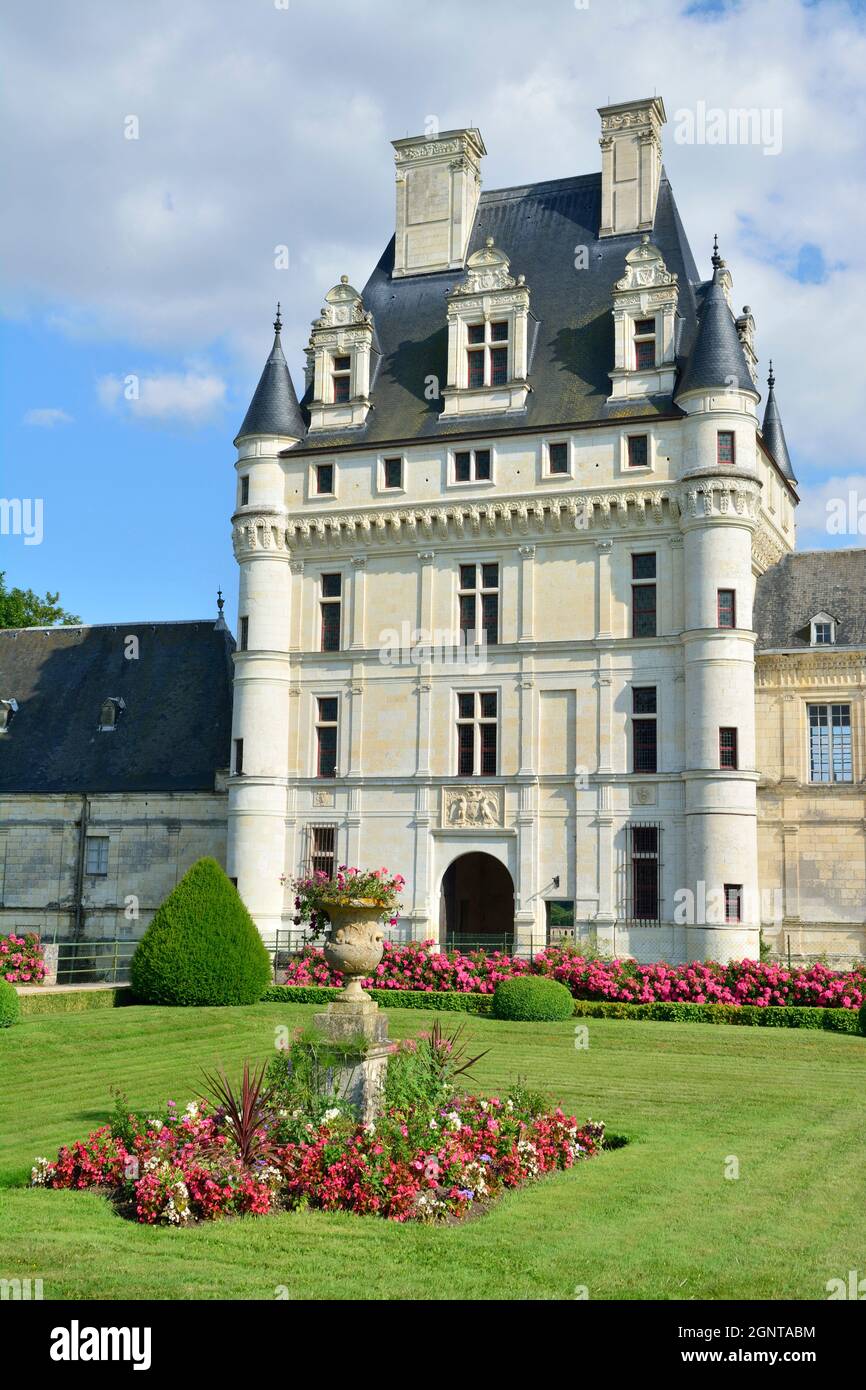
[492,976,574,1022]
[858,1002,866,1037]
[384,1018,488,1118]
[265,1027,365,1132]
[262,983,493,1015]
[108,1089,144,1150]
[18,988,126,1017]
[130,857,271,1006]
[504,1078,550,1119]
[0,978,20,1027]
[0,571,81,628]
[572,999,862,1034]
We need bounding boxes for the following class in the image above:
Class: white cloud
[22,407,73,427]
[794,472,866,546]
[96,369,227,424]
[1,0,865,487]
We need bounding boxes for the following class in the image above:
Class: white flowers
[445,1111,462,1132]
[31,1156,53,1186]
[429,1119,439,1131]
[323,1107,342,1123]
[184,1101,199,1119]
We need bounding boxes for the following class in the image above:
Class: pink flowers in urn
[290,866,404,938]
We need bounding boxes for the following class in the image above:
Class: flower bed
[32,1089,602,1226]
[1,932,46,985]
[280,940,866,1011]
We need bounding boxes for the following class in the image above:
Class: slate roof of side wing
[0,622,235,793]
[753,550,866,650]
[289,170,710,451]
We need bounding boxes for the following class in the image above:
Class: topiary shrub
[0,977,20,1027]
[130,857,271,1006]
[492,975,574,1023]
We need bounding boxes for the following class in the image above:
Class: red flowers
[32,1090,602,1226]
[280,941,865,1011]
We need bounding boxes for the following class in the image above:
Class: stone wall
[756,649,866,963]
[0,791,228,942]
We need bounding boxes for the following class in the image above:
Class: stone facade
[0,790,228,941]
[756,648,866,963]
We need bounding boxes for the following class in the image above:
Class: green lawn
[1,1001,864,1300]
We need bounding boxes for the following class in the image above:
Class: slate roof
[753,550,866,650]
[235,321,306,444]
[0,622,235,793]
[286,171,708,452]
[760,366,796,483]
[674,267,755,400]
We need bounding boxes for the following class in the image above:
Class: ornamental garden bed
[31,1022,607,1226]
[281,940,866,1013]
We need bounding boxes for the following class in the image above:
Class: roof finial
[273,302,282,334]
[217,587,224,616]
[767,358,775,390]
[711,233,722,270]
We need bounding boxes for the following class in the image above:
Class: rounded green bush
[0,977,20,1027]
[859,1002,866,1037]
[130,857,272,1006]
[492,975,574,1022]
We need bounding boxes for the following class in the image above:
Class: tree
[130,857,272,1006]
[0,572,81,628]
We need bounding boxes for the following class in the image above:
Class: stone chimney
[598,97,666,237]
[391,128,486,278]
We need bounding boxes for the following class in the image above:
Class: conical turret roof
[234,307,305,443]
[676,264,756,401]
[761,361,796,483]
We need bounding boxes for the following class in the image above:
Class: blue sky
[2,0,865,631]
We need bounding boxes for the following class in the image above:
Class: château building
[226,97,799,964]
[2,97,864,968]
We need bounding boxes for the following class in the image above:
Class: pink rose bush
[32,1087,602,1226]
[280,940,866,1011]
[1,932,46,985]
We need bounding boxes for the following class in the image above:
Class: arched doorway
[440,852,515,952]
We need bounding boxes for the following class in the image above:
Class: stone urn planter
[321,899,386,1002]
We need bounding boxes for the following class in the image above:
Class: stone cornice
[756,648,866,684]
[232,479,770,560]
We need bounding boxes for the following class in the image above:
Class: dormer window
[608,236,679,402]
[99,697,125,731]
[442,239,531,418]
[466,320,509,388]
[810,613,836,646]
[633,318,656,369]
[306,277,375,431]
[331,355,351,403]
[0,698,18,733]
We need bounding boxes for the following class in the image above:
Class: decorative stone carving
[452,238,521,296]
[283,484,685,552]
[614,237,678,293]
[442,785,504,829]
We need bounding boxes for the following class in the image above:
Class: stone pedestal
[42,943,59,987]
[313,999,390,1125]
